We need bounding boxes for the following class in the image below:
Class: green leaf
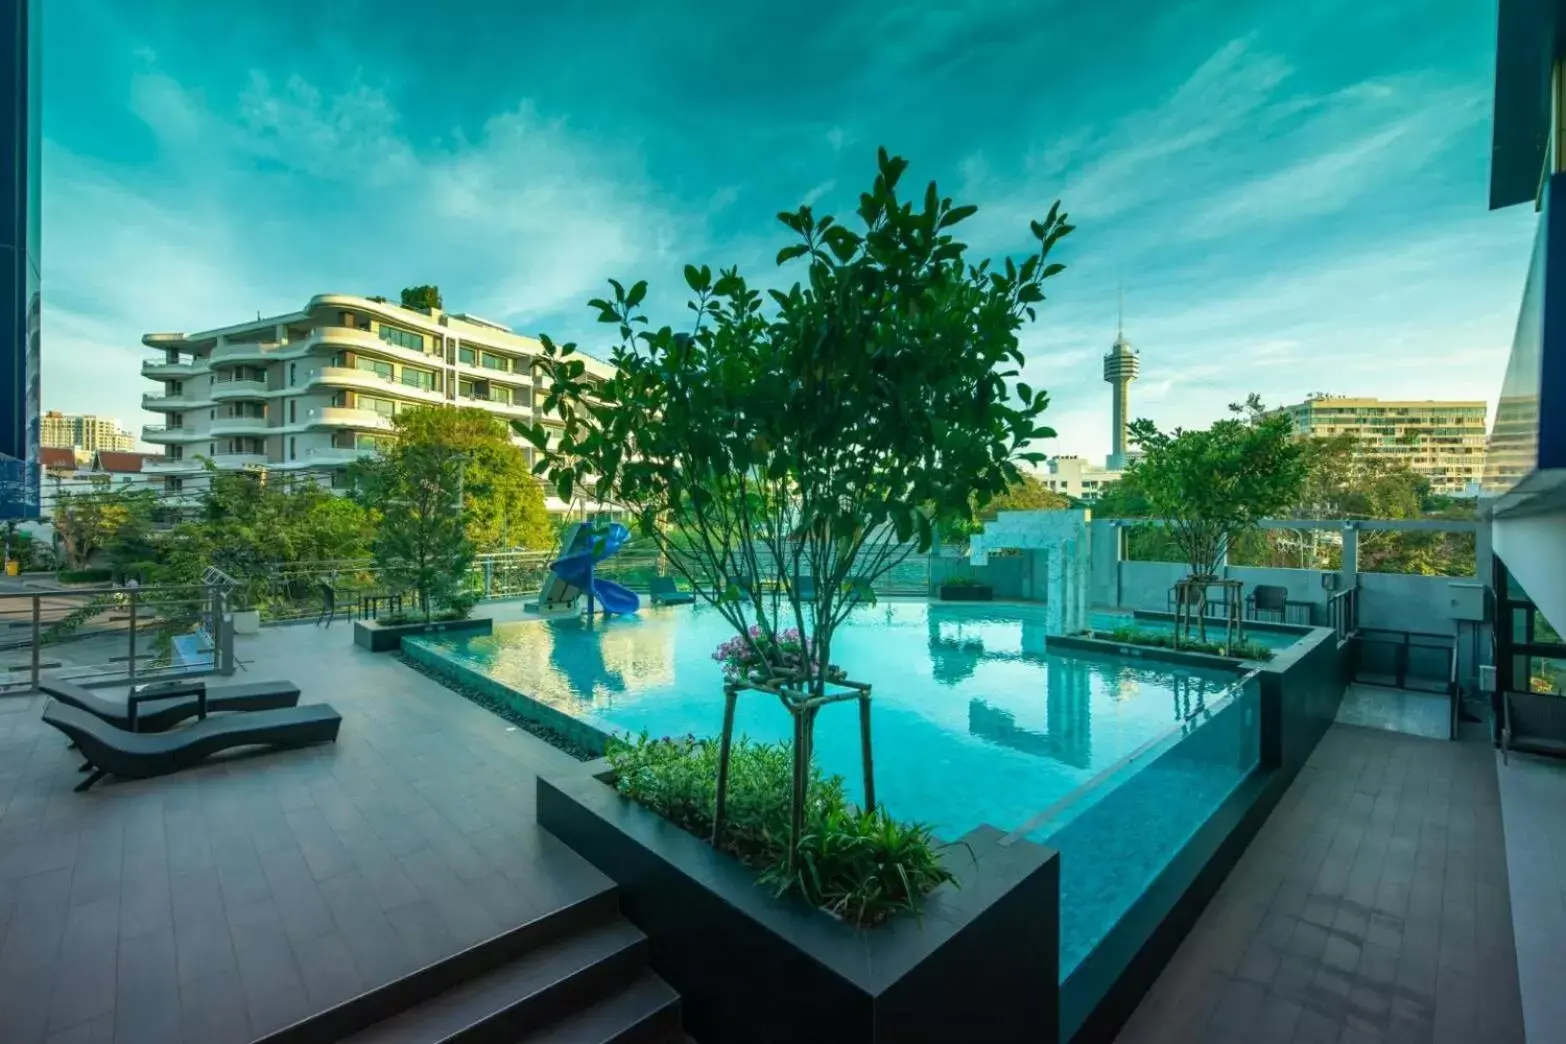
[683,265,707,293]
[626,280,648,308]
[939,204,977,229]
[776,244,810,265]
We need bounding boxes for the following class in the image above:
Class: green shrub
[57,568,112,584]
[941,575,987,587]
[607,733,956,926]
[1087,625,1274,662]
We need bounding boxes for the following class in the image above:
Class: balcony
[313,326,444,368]
[303,406,397,431]
[210,376,271,401]
[210,452,269,471]
[142,457,207,475]
[141,424,204,444]
[141,393,206,412]
[300,445,378,468]
[307,366,445,403]
[209,340,298,365]
[141,357,200,380]
[210,416,272,437]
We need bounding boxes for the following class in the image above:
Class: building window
[289,437,296,461]
[401,367,435,391]
[359,395,397,418]
[289,400,296,423]
[166,477,183,493]
[458,346,477,366]
[356,357,394,380]
[479,351,509,372]
[289,363,296,385]
[378,325,423,352]
[488,385,510,405]
[458,377,478,399]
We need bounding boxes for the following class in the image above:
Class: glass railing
[1009,668,1263,993]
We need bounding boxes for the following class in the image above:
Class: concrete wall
[930,553,1038,600]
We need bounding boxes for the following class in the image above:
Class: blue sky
[41,0,1536,463]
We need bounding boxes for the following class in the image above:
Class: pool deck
[0,616,609,1044]
[1116,722,1527,1044]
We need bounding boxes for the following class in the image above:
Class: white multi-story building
[140,294,615,513]
[40,411,137,452]
[1041,456,1123,502]
[1278,396,1488,496]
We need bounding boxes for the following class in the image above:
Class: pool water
[407,601,1263,976]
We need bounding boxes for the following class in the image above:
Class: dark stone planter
[352,616,492,652]
[938,584,994,602]
[538,766,1061,1044]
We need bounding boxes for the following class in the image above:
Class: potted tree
[1126,395,1307,648]
[525,149,1070,1043]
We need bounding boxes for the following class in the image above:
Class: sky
[40,0,1537,464]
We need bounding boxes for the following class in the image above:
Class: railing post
[127,589,138,683]
[30,594,40,691]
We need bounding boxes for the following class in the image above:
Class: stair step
[346,917,648,1043]
[519,971,682,1043]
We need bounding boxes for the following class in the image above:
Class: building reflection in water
[967,656,1094,769]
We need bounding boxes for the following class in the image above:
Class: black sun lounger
[42,699,341,792]
[39,675,301,733]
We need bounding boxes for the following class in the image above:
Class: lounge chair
[649,577,695,607]
[39,675,301,733]
[42,699,342,792]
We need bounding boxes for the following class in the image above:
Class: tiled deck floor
[1117,723,1525,1044]
[0,623,611,1044]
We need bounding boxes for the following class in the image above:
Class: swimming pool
[406,601,1263,976]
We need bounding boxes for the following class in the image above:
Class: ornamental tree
[351,429,475,622]
[526,149,1068,697]
[1125,395,1307,581]
[526,150,1070,870]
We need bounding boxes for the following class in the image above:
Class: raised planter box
[938,583,994,602]
[538,765,1061,1044]
[353,615,492,653]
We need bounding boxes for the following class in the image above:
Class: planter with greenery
[529,150,1069,1043]
[938,575,994,601]
[1081,625,1274,663]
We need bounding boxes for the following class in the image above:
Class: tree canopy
[1125,395,1308,579]
[351,424,475,620]
[390,406,553,550]
[399,285,443,311]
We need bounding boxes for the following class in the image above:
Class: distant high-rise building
[0,0,41,519]
[1102,300,1139,471]
[1279,396,1488,496]
[39,411,137,452]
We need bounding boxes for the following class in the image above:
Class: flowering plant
[711,625,844,684]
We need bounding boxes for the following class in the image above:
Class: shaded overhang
[1492,0,1566,209]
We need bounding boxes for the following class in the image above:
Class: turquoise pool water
[407,601,1264,976]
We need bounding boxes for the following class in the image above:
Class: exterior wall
[0,0,41,519]
[1281,397,1488,495]
[140,295,616,512]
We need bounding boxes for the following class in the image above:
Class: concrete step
[346,915,648,1042]
[518,970,683,1043]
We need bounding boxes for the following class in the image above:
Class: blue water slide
[549,522,641,615]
